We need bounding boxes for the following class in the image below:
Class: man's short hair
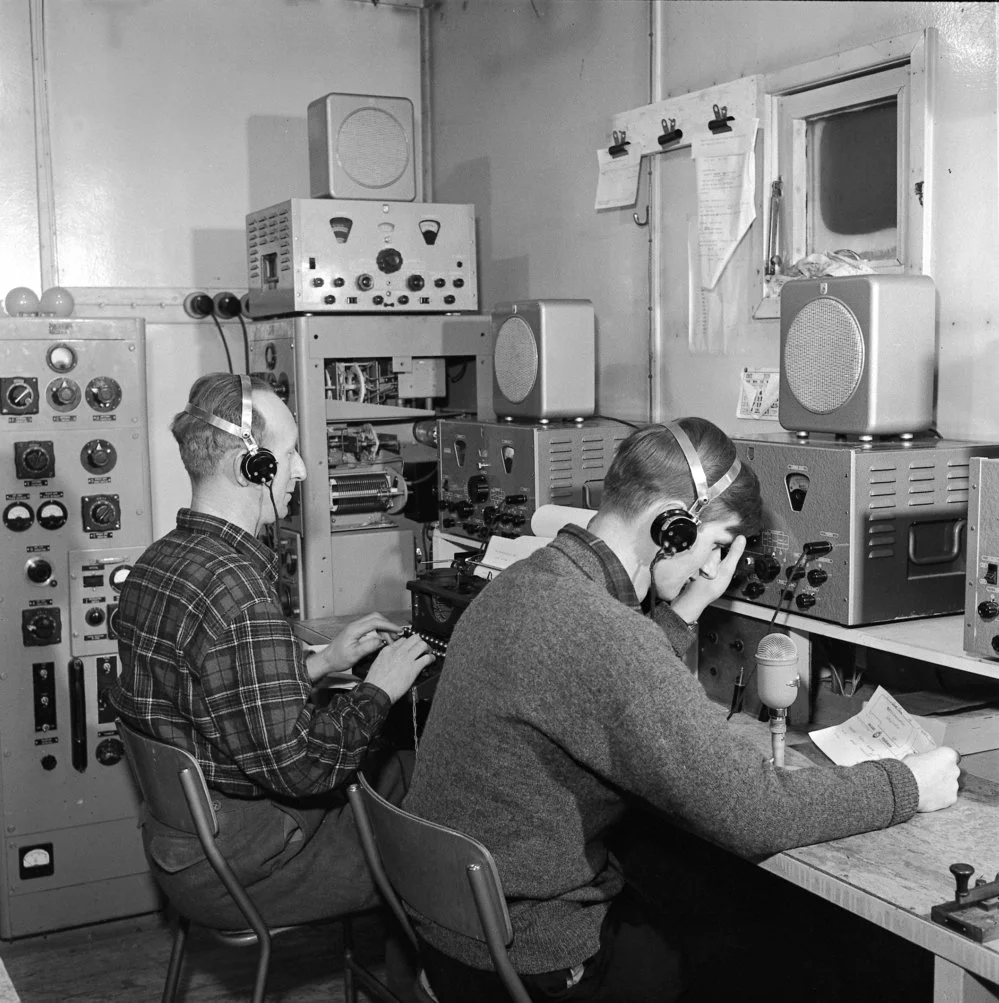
[601,418,762,538]
[170,373,274,483]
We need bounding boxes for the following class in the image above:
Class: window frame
[755,29,936,319]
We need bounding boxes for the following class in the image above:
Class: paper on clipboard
[595,147,641,210]
[691,123,758,289]
[809,686,940,766]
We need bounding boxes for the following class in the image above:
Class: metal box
[437,418,627,545]
[964,457,999,658]
[725,433,999,627]
[246,198,478,318]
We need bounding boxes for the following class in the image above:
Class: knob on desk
[951,862,975,901]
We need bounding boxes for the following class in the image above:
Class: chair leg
[343,917,358,1003]
[162,912,190,1003]
[251,931,273,1003]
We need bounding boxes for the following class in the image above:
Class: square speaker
[779,274,937,436]
[492,300,595,421]
[307,92,416,201]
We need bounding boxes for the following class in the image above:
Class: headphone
[649,421,742,555]
[183,374,278,486]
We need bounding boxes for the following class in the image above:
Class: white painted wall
[429,0,999,441]
[0,0,423,537]
[427,0,652,423]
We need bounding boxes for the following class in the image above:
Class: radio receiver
[725,433,999,627]
[779,274,936,438]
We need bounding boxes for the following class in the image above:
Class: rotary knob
[376,248,403,274]
[25,558,52,584]
[96,737,124,767]
[85,606,106,627]
[978,600,999,621]
[26,612,58,642]
[406,274,425,292]
[89,498,118,527]
[81,439,117,474]
[47,377,81,411]
[85,376,122,411]
[467,474,490,503]
[754,555,782,583]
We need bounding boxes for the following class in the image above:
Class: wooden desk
[728,716,999,1001]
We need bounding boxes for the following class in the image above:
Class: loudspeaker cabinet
[779,274,936,437]
[492,299,595,421]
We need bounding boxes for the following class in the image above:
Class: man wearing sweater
[403,418,959,1002]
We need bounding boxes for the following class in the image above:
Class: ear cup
[650,508,699,555]
[241,446,278,485]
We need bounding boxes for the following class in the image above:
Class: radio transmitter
[964,457,999,658]
[725,433,999,627]
[246,198,478,318]
[437,418,626,545]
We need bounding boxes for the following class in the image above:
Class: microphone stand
[769,707,787,768]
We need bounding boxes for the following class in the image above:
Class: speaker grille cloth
[494,317,538,403]
[784,298,864,414]
[337,108,410,189]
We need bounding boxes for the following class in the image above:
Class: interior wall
[429,0,999,441]
[427,0,652,423]
[0,0,422,537]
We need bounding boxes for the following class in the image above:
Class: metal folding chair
[118,718,398,1003]
[347,774,531,1003]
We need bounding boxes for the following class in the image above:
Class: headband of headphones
[183,375,278,486]
[184,374,258,451]
[664,420,742,520]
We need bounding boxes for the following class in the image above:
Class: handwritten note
[691,123,758,289]
[809,686,939,766]
[594,148,641,210]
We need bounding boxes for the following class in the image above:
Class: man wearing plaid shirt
[110,372,434,931]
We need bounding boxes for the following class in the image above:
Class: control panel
[437,418,626,545]
[965,457,999,658]
[725,434,999,627]
[246,198,478,318]
[0,317,158,937]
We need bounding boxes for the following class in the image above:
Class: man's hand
[903,746,960,812]
[667,535,747,625]
[307,613,404,681]
[364,633,436,704]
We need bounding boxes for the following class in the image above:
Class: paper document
[473,535,549,578]
[594,147,641,210]
[691,123,758,289]
[809,686,939,766]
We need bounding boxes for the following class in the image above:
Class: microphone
[755,633,800,767]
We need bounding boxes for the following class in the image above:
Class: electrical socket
[183,292,214,319]
[213,292,242,319]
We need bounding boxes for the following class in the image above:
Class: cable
[237,314,250,374]
[592,413,641,429]
[211,314,234,374]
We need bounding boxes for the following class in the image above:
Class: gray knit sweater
[403,527,918,974]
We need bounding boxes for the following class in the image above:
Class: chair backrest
[117,718,219,838]
[349,774,513,945]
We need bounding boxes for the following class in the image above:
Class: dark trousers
[420,885,685,1003]
[141,748,413,929]
[419,812,935,1003]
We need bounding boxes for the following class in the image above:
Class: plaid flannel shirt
[109,508,390,798]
